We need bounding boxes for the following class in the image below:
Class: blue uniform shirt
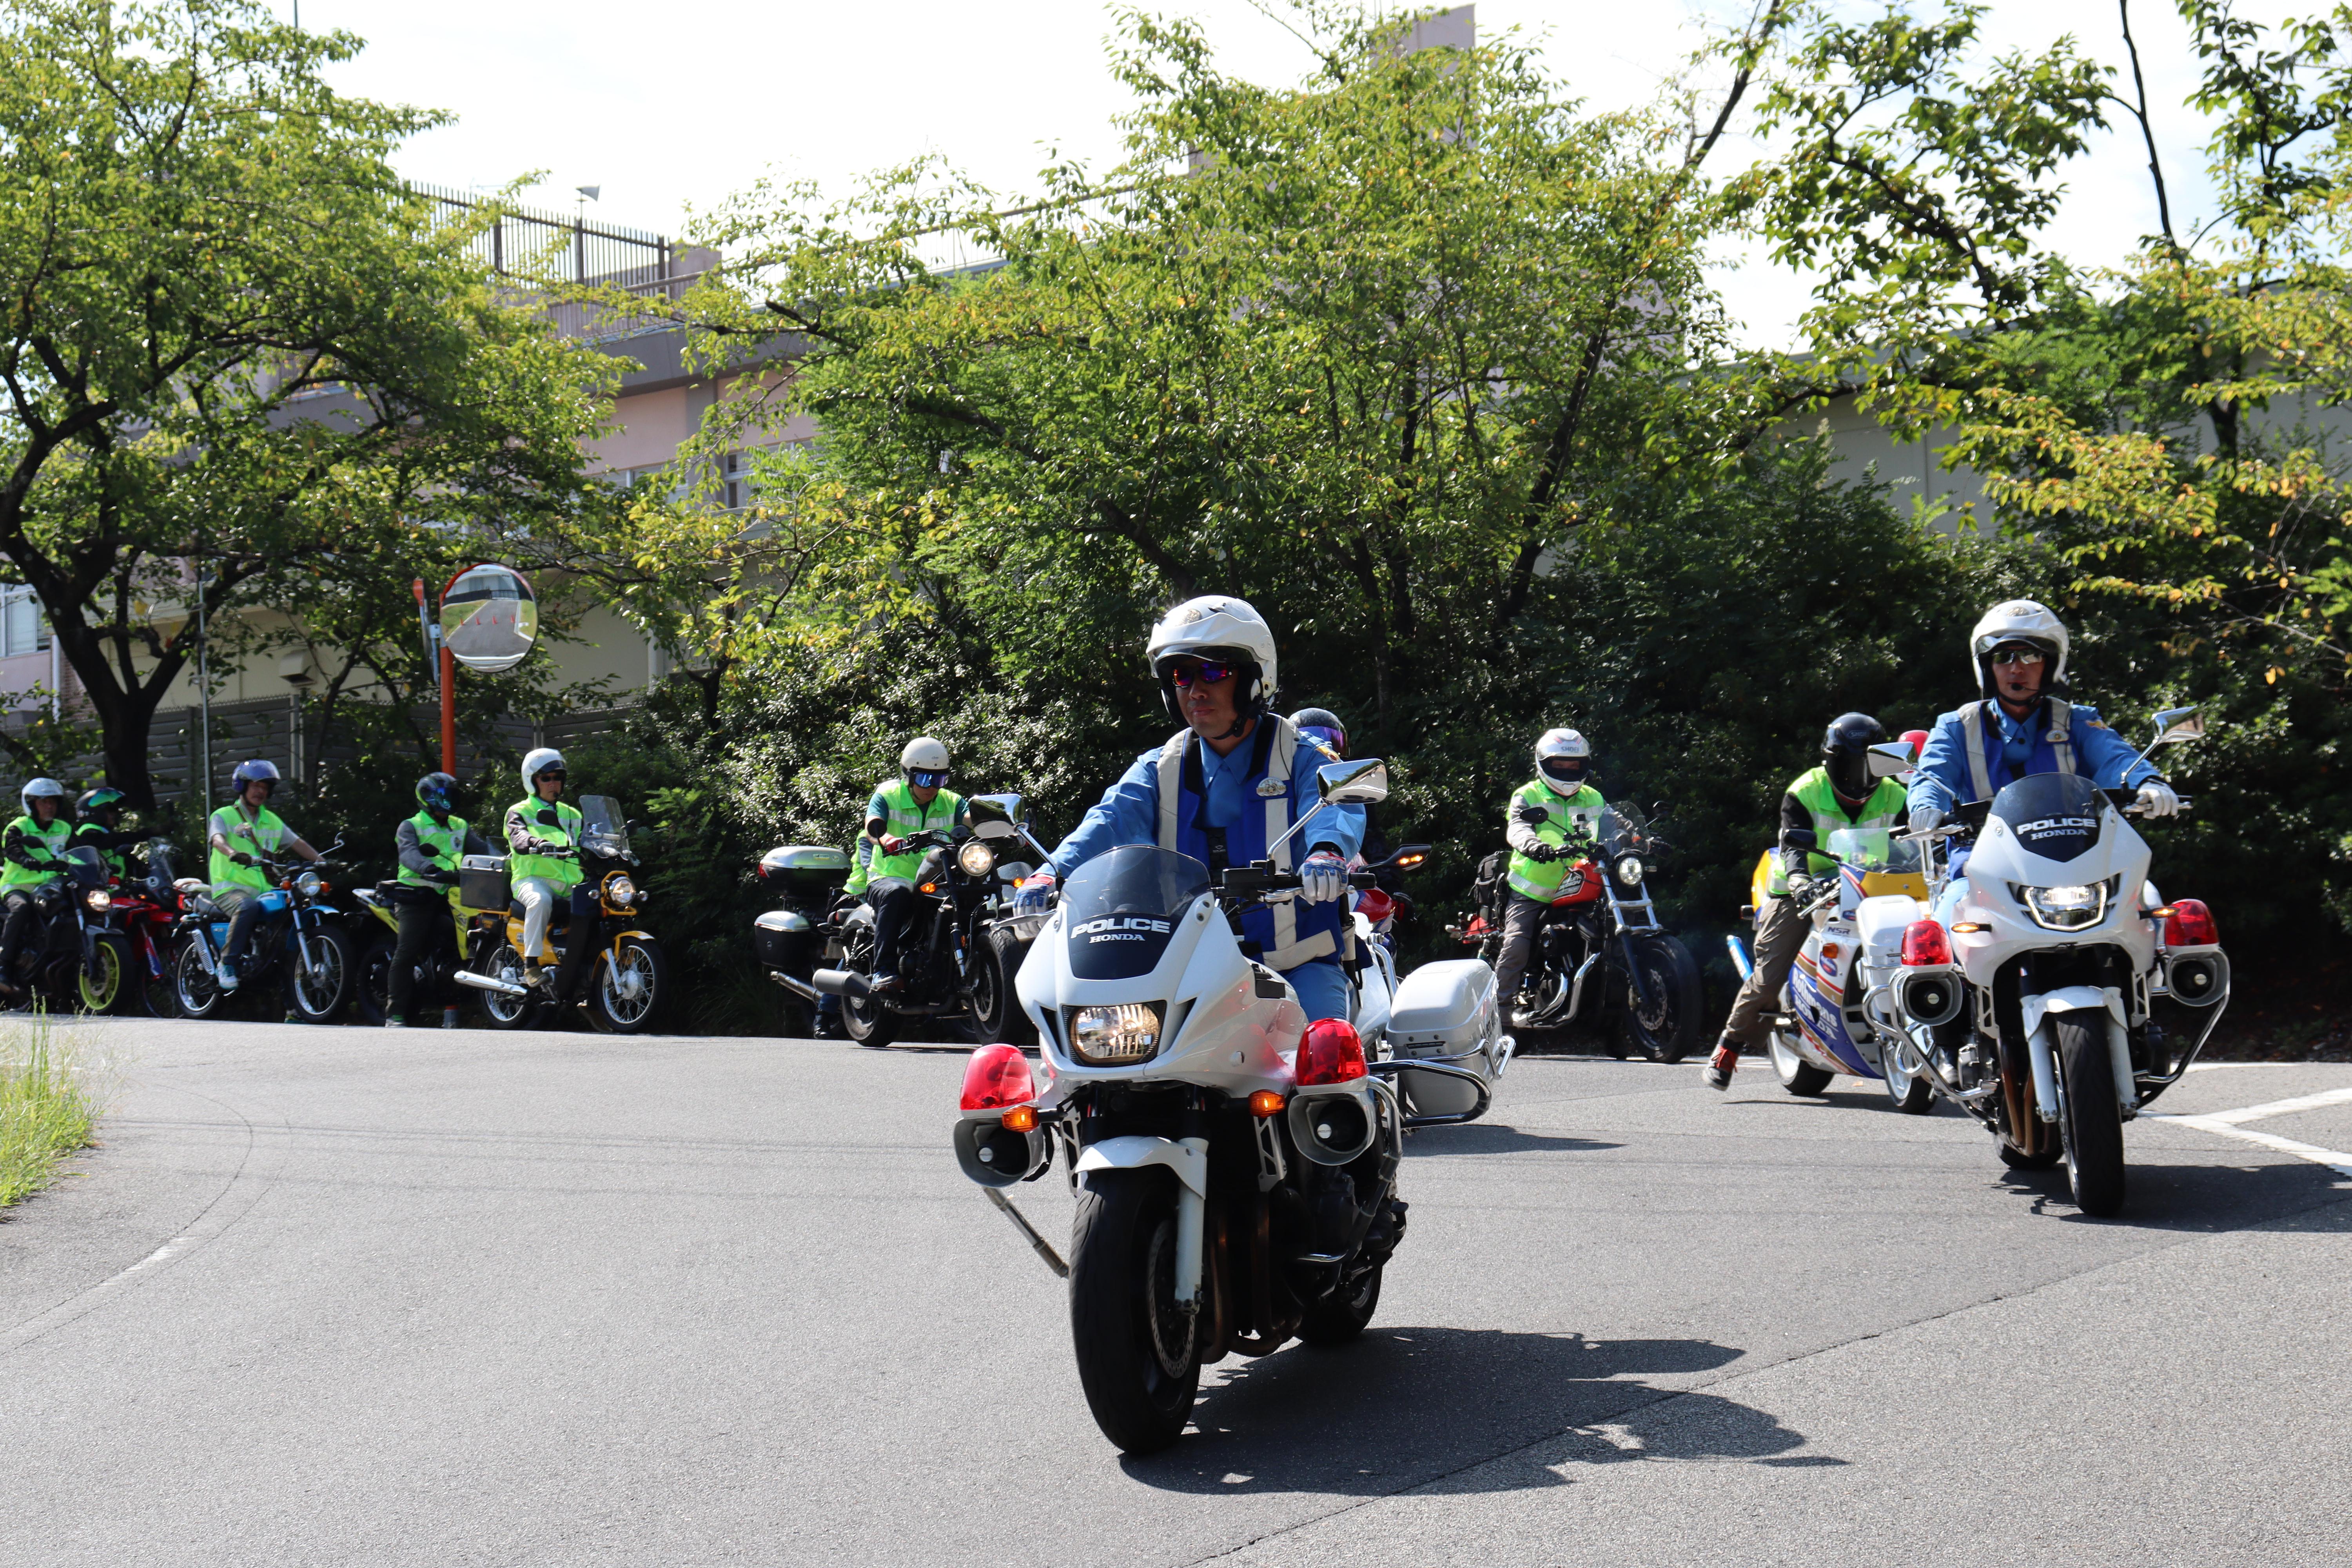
[1908,699,2158,813]
[1049,729,1366,878]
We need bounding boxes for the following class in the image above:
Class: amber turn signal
[1249,1090,1286,1118]
[999,1105,1037,1132]
[1950,921,1989,933]
[2146,905,2176,919]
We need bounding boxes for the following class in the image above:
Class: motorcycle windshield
[62,846,105,889]
[1825,827,1921,874]
[1060,846,1210,981]
[1598,803,1647,857]
[144,838,174,885]
[1987,772,2104,864]
[578,795,630,859]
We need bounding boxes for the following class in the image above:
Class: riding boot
[1703,1033,1742,1091]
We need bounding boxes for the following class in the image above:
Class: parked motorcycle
[812,793,1045,1048]
[170,842,356,1022]
[1730,826,1936,1111]
[1854,708,2228,1216]
[1454,801,1704,1061]
[351,880,479,1027]
[454,795,666,1033]
[950,759,1483,1454]
[109,838,191,1018]
[750,844,854,1035]
[0,845,135,1014]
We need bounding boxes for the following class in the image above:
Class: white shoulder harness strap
[1956,699,2078,801]
[1154,717,1331,968]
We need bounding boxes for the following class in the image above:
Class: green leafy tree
[0,0,616,808]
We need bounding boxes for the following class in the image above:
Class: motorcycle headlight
[605,874,637,907]
[1616,856,1645,887]
[295,871,323,898]
[956,840,997,878]
[1069,1002,1164,1065]
[84,889,111,911]
[2017,878,2111,931]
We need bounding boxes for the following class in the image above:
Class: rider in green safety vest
[843,736,969,994]
[72,787,142,882]
[208,759,325,993]
[387,771,489,1027]
[1491,728,1608,1020]
[0,777,73,994]
[505,746,595,1001]
[1705,713,1909,1089]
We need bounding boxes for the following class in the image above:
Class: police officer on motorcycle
[387,772,490,1028]
[1491,728,1607,1024]
[72,787,142,880]
[209,760,324,992]
[842,737,968,995]
[1907,601,2175,862]
[1022,597,1365,1024]
[0,778,73,995]
[506,748,597,1000]
[1705,713,1909,1090]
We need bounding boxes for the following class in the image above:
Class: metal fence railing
[410,181,675,287]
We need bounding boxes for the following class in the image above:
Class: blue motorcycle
[171,842,356,1022]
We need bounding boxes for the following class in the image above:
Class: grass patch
[0,1016,100,1208]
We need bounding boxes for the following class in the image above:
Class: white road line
[2169,1084,2352,1126]
[2149,1083,2352,1179]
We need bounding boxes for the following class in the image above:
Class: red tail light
[1902,728,1931,761]
[1296,1019,1367,1086]
[1900,919,1952,967]
[2165,898,2219,947]
[959,1043,1034,1109]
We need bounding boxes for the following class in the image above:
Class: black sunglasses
[1168,661,1238,688]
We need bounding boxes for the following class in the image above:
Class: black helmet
[1823,713,1886,799]
[1289,707,1347,757]
[76,786,125,822]
[416,773,459,815]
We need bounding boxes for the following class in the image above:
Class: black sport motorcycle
[812,793,1049,1048]
[1453,801,1704,1061]
[0,846,137,1014]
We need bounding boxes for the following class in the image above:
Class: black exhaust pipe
[811,968,871,999]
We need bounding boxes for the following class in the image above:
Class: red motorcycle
[109,836,192,1018]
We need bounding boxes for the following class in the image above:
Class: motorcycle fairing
[1789,953,1874,1075]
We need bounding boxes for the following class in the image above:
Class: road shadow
[1408,1123,1621,1157]
[1993,1151,2352,1232]
[1122,1328,1830,1494]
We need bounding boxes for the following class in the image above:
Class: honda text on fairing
[808,795,1047,1047]
[1850,710,2227,1216]
[948,759,1488,1454]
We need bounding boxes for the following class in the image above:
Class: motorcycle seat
[507,899,572,930]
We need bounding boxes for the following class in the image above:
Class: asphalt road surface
[5,1018,2351,1567]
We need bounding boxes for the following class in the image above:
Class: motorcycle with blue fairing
[946,759,1480,1455]
[170,842,356,1022]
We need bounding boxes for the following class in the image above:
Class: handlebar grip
[1348,871,1376,889]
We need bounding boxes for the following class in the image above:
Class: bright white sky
[294,0,2300,349]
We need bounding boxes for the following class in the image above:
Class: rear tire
[1769,1029,1834,1096]
[838,926,897,1048]
[1618,935,1704,1063]
[2056,1014,2126,1216]
[1069,1169,1200,1454]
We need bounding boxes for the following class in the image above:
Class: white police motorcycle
[1855,709,2230,1216]
[946,759,1493,1453]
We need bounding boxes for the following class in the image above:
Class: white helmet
[1969,599,2069,698]
[19,777,65,816]
[520,747,566,789]
[900,736,950,785]
[1146,595,1278,726]
[1534,728,1592,798]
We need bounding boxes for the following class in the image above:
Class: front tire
[76,935,131,1014]
[1769,1028,1834,1096]
[285,924,353,1023]
[172,938,227,1020]
[587,935,665,1034]
[2056,1014,2126,1216]
[1881,1035,1934,1114]
[1069,1170,1201,1454]
[969,926,1035,1046]
[1298,1261,1383,1347]
[1617,935,1704,1063]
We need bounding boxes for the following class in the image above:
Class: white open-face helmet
[1534,728,1592,797]
[19,777,65,817]
[900,736,951,789]
[520,747,567,789]
[1970,600,2070,699]
[1146,595,1278,726]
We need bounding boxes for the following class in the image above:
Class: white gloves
[1013,870,1057,912]
[1907,806,1943,837]
[2135,779,2181,818]
[1299,851,1349,904]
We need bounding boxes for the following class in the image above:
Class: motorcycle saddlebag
[752,908,820,972]
[458,854,511,911]
[759,844,852,897]
[1387,958,1501,1119]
